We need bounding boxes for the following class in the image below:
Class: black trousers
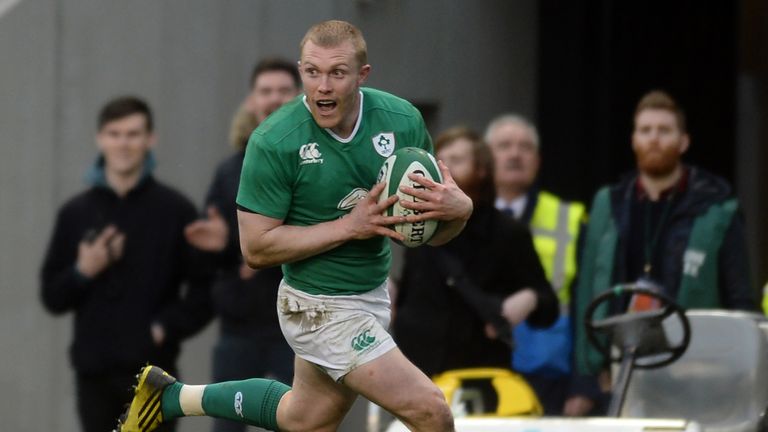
[76,372,177,432]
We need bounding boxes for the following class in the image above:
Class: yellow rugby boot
[114,365,176,432]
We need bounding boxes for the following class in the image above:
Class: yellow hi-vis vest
[529,191,586,305]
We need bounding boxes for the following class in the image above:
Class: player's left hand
[398,160,473,223]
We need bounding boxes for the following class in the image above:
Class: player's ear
[358,64,371,85]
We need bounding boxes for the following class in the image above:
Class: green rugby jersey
[237,87,433,295]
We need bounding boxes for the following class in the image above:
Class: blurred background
[0,0,766,431]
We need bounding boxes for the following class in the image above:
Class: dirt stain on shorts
[279,295,332,331]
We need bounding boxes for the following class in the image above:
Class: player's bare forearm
[252,223,349,268]
[237,187,404,269]
[238,215,349,269]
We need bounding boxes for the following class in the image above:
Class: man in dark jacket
[183,58,300,432]
[393,126,559,377]
[569,90,761,416]
[40,96,213,432]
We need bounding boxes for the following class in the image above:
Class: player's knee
[407,388,454,430]
[427,394,454,430]
[277,395,347,432]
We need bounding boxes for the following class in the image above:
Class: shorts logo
[234,391,244,417]
[351,329,377,352]
[299,142,323,165]
[372,132,395,157]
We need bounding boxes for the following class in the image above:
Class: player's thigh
[343,347,447,420]
[276,356,357,432]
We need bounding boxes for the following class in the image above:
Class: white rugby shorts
[277,279,397,382]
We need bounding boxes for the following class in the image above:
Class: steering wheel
[584,283,691,369]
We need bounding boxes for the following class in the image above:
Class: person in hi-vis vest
[485,114,586,415]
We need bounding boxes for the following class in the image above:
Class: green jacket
[574,167,756,374]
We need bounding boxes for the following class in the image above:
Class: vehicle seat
[621,310,768,432]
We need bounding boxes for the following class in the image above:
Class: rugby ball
[377,147,442,247]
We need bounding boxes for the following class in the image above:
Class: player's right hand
[342,182,405,242]
[76,225,125,278]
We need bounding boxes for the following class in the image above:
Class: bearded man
[569,90,760,415]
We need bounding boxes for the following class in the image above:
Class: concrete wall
[0,1,537,431]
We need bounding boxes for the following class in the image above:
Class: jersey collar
[302,90,364,144]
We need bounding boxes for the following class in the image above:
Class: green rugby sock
[161,382,185,420]
[202,379,291,431]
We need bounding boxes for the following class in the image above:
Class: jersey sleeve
[236,132,293,220]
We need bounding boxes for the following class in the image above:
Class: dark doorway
[537,1,738,203]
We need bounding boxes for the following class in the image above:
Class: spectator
[183,58,301,432]
[570,89,760,415]
[393,126,558,377]
[485,114,586,414]
[40,96,213,432]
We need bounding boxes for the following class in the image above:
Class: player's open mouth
[316,100,337,113]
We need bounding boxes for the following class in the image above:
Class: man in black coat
[393,126,559,378]
[40,96,213,432]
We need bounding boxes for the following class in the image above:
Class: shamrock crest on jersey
[372,132,395,157]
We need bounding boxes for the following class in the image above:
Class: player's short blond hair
[300,20,368,68]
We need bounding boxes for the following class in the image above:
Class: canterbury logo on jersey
[299,142,323,165]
